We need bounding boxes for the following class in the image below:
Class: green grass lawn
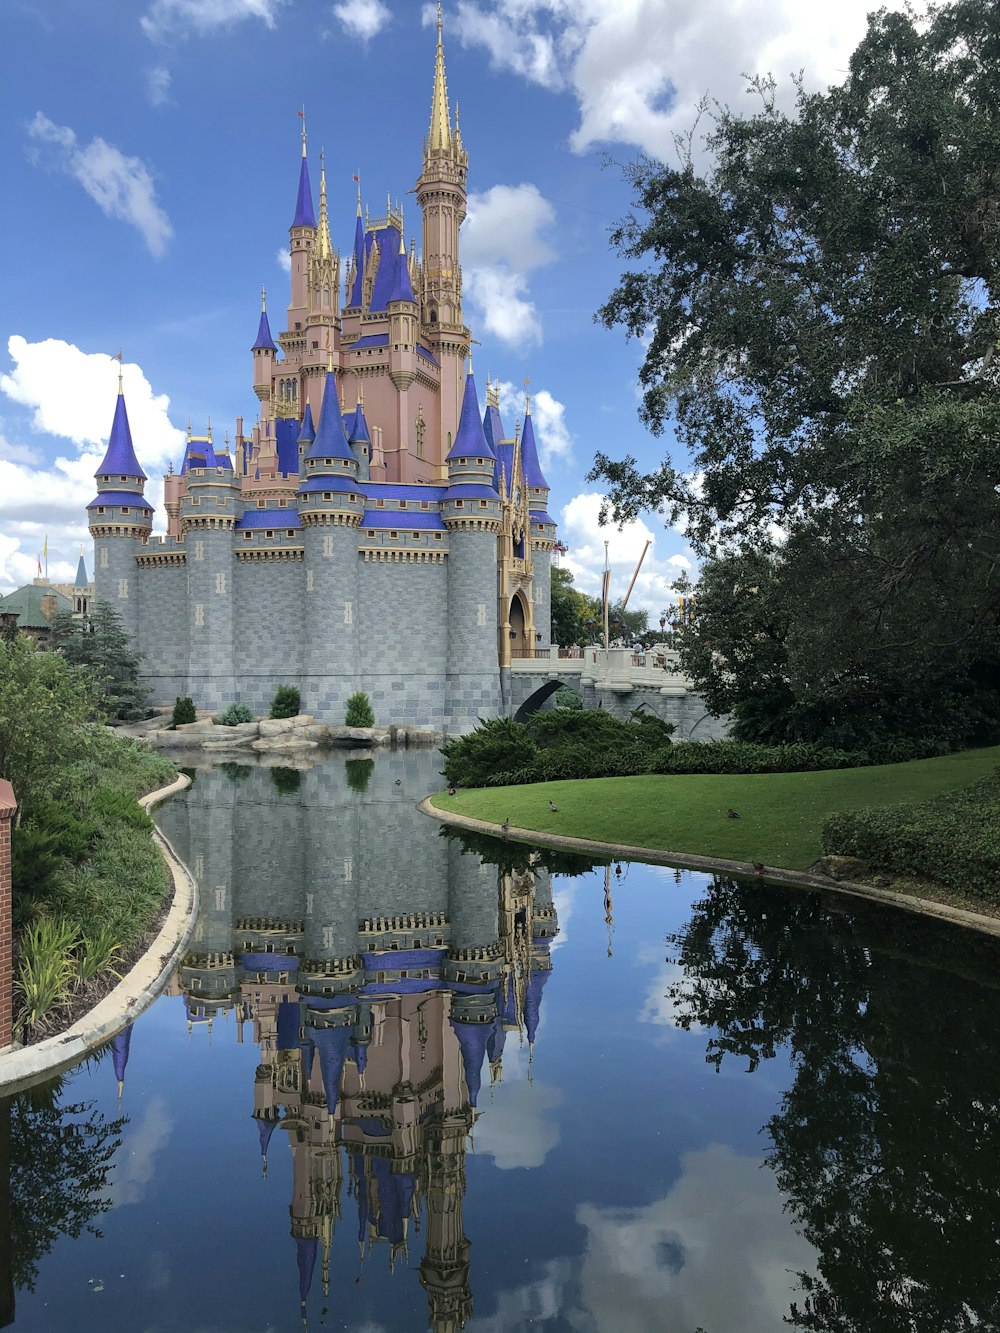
[430,745,1000,870]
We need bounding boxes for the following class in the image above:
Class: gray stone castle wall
[140,564,188,705]
[357,559,447,729]
[532,548,552,651]
[234,558,305,716]
[445,529,503,733]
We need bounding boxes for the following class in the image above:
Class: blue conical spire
[306,371,355,462]
[253,290,278,351]
[348,398,370,445]
[520,403,549,489]
[450,1020,491,1108]
[74,552,88,587]
[446,369,494,462]
[297,401,315,448]
[387,234,416,305]
[349,209,365,307]
[95,390,147,480]
[292,130,316,230]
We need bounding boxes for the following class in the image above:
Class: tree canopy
[595,0,1000,745]
[50,603,149,722]
[550,565,649,647]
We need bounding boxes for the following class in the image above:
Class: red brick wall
[0,781,14,1051]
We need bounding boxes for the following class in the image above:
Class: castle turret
[179,425,240,709]
[417,4,470,455]
[441,367,502,732]
[347,395,371,481]
[298,368,364,717]
[252,287,278,405]
[521,405,556,650]
[288,120,317,333]
[88,379,153,640]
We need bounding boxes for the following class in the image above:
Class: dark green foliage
[217,702,254,726]
[50,603,149,721]
[595,2,1000,747]
[344,757,375,794]
[550,687,582,710]
[441,716,541,788]
[345,691,375,728]
[270,766,301,795]
[219,762,253,782]
[270,685,301,719]
[172,696,196,726]
[550,565,649,647]
[822,772,1000,901]
[439,825,601,878]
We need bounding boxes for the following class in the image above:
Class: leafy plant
[172,696,196,726]
[16,917,78,1038]
[345,691,375,728]
[218,702,255,726]
[76,925,123,988]
[270,685,301,720]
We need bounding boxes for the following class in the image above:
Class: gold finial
[299,106,307,157]
[524,374,532,415]
[261,285,267,312]
[317,150,332,261]
[356,170,362,216]
[207,415,212,440]
[326,327,333,372]
[113,348,124,394]
[428,0,452,154]
[467,350,473,375]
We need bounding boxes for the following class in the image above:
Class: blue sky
[0,0,896,610]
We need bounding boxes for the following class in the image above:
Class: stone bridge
[503,647,729,740]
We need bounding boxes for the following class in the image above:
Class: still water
[2,750,1000,1333]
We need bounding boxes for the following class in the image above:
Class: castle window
[412,532,420,540]
[389,530,398,539]
[434,534,442,541]
[349,493,356,502]
[399,501,407,509]
[121,507,130,514]
[279,498,287,507]
[421,501,429,510]
[97,506,105,515]
[376,499,384,508]
[191,497,200,506]
[258,500,266,508]
[312,340,319,349]
[454,500,464,508]
[243,532,252,540]
[265,531,273,539]
[368,530,375,537]
[480,500,488,508]
[120,475,127,482]
[295,322,301,330]
[286,529,294,538]
[323,492,332,500]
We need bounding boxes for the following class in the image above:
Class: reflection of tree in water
[667,876,1000,1332]
[2,1072,127,1305]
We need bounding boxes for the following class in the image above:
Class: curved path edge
[0,773,198,1095]
[419,795,1000,940]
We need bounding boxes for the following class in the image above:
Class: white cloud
[276,246,291,273]
[576,1144,817,1332]
[463,183,556,347]
[332,0,391,41]
[448,0,920,160]
[559,491,695,619]
[26,113,173,257]
[496,378,571,469]
[146,66,172,106]
[110,1098,173,1207]
[141,0,287,41]
[0,336,186,594]
[474,1079,563,1169]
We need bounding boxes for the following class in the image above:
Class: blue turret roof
[313,1024,351,1116]
[87,491,154,511]
[447,371,495,462]
[370,226,402,312]
[297,402,315,448]
[74,553,88,587]
[451,1019,491,1108]
[292,154,316,230]
[111,1024,132,1090]
[305,371,355,463]
[349,400,370,445]
[252,308,277,352]
[387,237,416,305]
[349,211,365,307]
[483,402,505,453]
[296,1237,318,1313]
[95,392,147,481]
[524,966,551,1044]
[520,409,549,489]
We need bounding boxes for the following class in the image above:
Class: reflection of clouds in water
[576,1144,816,1333]
[110,1097,173,1207]
[638,957,705,1035]
[474,1080,563,1169]
[471,1258,576,1331]
[550,879,579,953]
[145,1247,170,1292]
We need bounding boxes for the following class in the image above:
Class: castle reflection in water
[154,753,558,1332]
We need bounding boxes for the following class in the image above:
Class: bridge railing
[510,646,692,694]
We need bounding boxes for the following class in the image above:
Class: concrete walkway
[0,773,198,1095]
[419,795,1000,940]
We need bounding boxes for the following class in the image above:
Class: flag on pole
[352,174,360,182]
[296,109,305,120]
[37,552,42,576]
[600,568,611,622]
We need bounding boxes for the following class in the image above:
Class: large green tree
[550,566,650,647]
[50,603,149,722]
[595,1,1000,745]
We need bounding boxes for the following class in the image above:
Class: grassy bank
[13,733,177,1043]
[431,744,1000,871]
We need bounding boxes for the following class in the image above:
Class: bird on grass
[548,799,558,812]
[726,808,740,819]
[447,786,457,797]
[752,861,765,876]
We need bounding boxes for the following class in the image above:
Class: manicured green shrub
[270,685,301,719]
[172,696,196,726]
[442,717,540,788]
[218,702,255,726]
[345,691,375,728]
[550,687,583,710]
[822,772,1000,902]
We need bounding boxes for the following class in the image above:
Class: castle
[87,8,556,733]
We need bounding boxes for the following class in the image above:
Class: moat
[2,749,999,1332]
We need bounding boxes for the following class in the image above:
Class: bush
[172,696,196,726]
[550,687,582,710]
[442,717,540,788]
[345,691,375,728]
[345,757,375,794]
[271,766,301,795]
[270,685,301,719]
[822,772,1000,903]
[218,702,255,726]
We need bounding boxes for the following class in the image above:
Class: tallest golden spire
[428,1,452,155]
